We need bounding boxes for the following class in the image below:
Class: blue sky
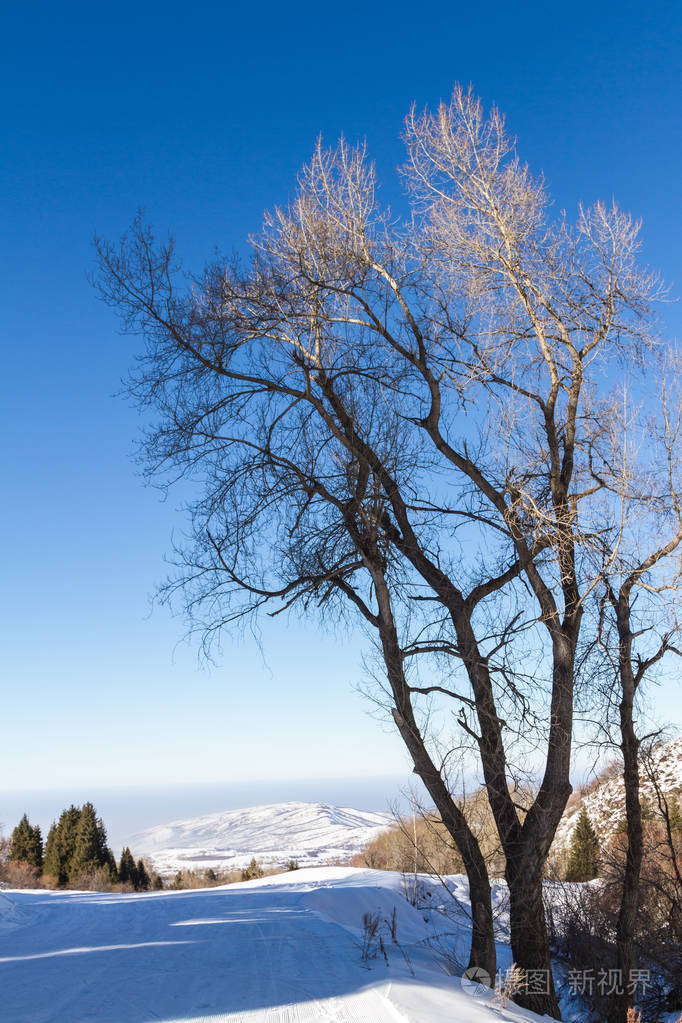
[1,0,681,795]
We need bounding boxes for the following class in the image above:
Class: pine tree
[9,815,43,869]
[57,805,82,883]
[69,803,101,881]
[668,794,681,831]
[105,848,118,882]
[30,824,44,870]
[241,857,264,881]
[135,859,150,891]
[9,815,32,862]
[565,808,600,881]
[118,847,138,887]
[41,807,80,884]
[42,822,61,879]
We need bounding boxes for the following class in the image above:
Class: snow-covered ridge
[130,800,392,875]
[553,734,682,851]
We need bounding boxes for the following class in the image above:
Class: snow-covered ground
[130,802,393,875]
[0,866,548,1023]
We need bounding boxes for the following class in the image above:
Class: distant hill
[553,735,682,853]
[130,801,392,876]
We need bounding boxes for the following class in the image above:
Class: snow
[553,735,682,853]
[0,866,548,1023]
[130,801,393,876]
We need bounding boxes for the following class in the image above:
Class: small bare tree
[94,85,668,1018]
[584,376,682,1023]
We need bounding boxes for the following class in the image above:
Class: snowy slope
[0,867,546,1023]
[130,801,393,875]
[553,735,682,852]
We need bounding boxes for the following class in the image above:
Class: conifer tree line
[7,804,160,890]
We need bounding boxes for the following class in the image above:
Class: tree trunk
[609,603,643,1023]
[506,854,561,1019]
[370,566,497,982]
[391,708,497,979]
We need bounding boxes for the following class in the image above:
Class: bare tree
[584,375,682,1023]
[94,86,666,1018]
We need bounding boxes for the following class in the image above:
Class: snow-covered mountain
[130,801,392,876]
[553,734,682,852]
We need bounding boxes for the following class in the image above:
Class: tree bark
[371,565,497,982]
[608,598,643,1023]
[392,704,497,977]
[506,853,560,1018]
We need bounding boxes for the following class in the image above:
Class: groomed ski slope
[0,867,545,1023]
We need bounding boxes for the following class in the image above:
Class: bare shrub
[359,911,386,963]
[2,861,43,889]
[167,861,289,890]
[354,814,463,874]
[68,866,117,892]
[357,906,413,974]
[546,818,682,1022]
[493,964,527,1008]
[0,835,10,883]
[354,791,533,880]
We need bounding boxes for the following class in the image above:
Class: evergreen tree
[42,822,61,879]
[9,815,43,868]
[152,873,164,890]
[38,803,114,886]
[69,802,111,883]
[118,847,138,887]
[667,794,681,831]
[565,808,600,881]
[56,805,82,884]
[241,858,264,881]
[30,824,44,870]
[135,859,150,891]
[9,815,32,862]
[105,847,118,882]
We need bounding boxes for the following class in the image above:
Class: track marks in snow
[175,985,407,1023]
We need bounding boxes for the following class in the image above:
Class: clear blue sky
[1,0,681,794]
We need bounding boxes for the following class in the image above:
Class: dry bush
[546,815,682,1021]
[352,815,462,874]
[2,861,44,889]
[68,866,117,892]
[354,789,534,879]
[622,823,681,1014]
[0,835,10,882]
[168,862,288,890]
[493,964,527,1008]
[171,868,234,889]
